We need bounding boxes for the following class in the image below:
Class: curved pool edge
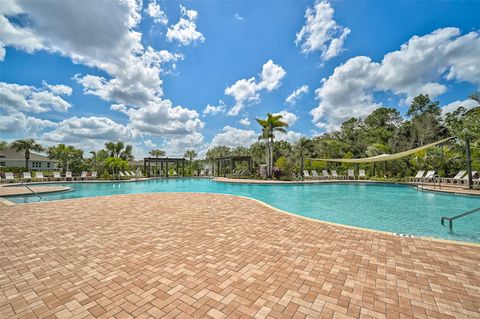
[5,190,480,248]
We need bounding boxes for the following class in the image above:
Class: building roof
[0,148,60,162]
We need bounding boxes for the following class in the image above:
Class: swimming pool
[4,178,480,243]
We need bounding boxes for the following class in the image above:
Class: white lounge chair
[359,169,366,180]
[35,171,45,181]
[3,172,17,183]
[53,171,62,181]
[409,170,425,182]
[441,171,466,184]
[23,172,32,182]
[460,171,478,185]
[303,170,312,179]
[80,171,88,180]
[311,170,321,179]
[420,170,436,183]
[321,170,330,180]
[65,171,73,181]
[331,170,342,180]
[91,171,97,179]
[118,171,127,179]
[347,169,355,180]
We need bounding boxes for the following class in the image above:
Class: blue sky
[1,0,479,158]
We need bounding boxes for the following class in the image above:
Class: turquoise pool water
[4,179,480,243]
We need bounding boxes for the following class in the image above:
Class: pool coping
[3,189,479,248]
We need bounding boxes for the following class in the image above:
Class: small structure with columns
[143,157,186,177]
[213,156,253,177]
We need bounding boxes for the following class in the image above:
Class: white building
[0,148,60,171]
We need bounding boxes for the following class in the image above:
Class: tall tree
[294,137,313,177]
[10,139,44,170]
[256,113,288,178]
[47,144,84,173]
[149,149,166,177]
[184,150,198,175]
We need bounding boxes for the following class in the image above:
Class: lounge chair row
[0,171,98,183]
[409,170,480,185]
[118,171,143,179]
[302,169,367,180]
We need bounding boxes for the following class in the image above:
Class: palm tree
[256,113,288,178]
[294,137,312,178]
[149,149,165,177]
[184,150,197,175]
[47,144,83,173]
[10,139,44,171]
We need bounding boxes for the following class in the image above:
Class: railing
[441,208,480,229]
[20,181,44,200]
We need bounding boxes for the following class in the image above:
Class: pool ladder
[441,207,480,230]
[20,181,44,200]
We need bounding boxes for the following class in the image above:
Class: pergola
[143,157,186,177]
[213,156,253,177]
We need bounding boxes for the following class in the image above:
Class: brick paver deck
[1,193,479,318]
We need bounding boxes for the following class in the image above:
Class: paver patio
[1,193,479,318]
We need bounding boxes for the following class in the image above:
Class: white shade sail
[309,137,452,163]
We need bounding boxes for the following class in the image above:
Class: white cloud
[285,85,309,106]
[0,112,56,134]
[144,139,157,148]
[0,82,72,113]
[164,132,204,157]
[312,28,480,130]
[42,116,134,144]
[442,99,480,115]
[225,60,286,116]
[295,0,350,61]
[42,81,73,96]
[234,13,244,21]
[210,126,258,148]
[146,0,168,25]
[126,99,204,136]
[239,118,250,126]
[276,131,303,143]
[273,110,298,126]
[203,100,226,115]
[166,5,205,45]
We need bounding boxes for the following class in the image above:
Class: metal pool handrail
[20,181,44,200]
[441,208,480,229]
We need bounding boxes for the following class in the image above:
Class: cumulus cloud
[203,100,226,115]
[143,139,157,148]
[125,99,204,136]
[285,85,309,106]
[312,27,480,130]
[225,60,286,116]
[239,118,250,126]
[442,99,480,115]
[295,1,350,61]
[276,131,303,143]
[146,0,168,25]
[234,13,244,21]
[42,116,134,144]
[0,112,56,134]
[210,126,258,148]
[273,110,298,126]
[164,132,204,157]
[166,5,205,45]
[0,82,72,113]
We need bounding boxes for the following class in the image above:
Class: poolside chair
[91,171,97,179]
[460,171,478,185]
[311,170,321,179]
[347,169,355,180]
[23,172,32,182]
[53,171,62,181]
[303,170,312,179]
[118,171,126,180]
[408,170,425,182]
[321,170,330,180]
[35,172,45,182]
[359,169,366,180]
[3,172,17,183]
[441,171,466,184]
[65,171,73,181]
[80,171,88,180]
[420,170,436,183]
[331,170,343,180]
